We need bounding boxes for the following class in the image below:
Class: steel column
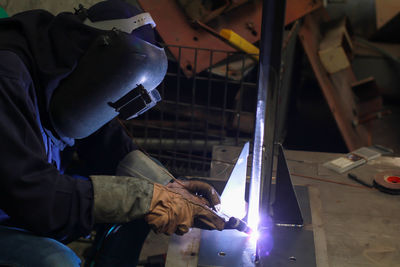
[248,0,287,230]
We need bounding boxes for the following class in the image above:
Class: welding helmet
[49,0,167,139]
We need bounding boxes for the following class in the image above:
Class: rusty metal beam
[298,9,371,151]
[138,0,322,77]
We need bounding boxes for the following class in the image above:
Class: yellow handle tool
[194,21,259,61]
[219,29,259,61]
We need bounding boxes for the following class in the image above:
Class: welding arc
[373,170,400,195]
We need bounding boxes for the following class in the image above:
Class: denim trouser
[0,226,81,267]
[0,219,150,267]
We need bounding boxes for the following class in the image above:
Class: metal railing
[122,45,258,177]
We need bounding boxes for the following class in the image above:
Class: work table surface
[142,148,400,267]
[284,150,400,267]
[202,148,400,267]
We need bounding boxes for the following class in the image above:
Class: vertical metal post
[248,0,287,229]
[189,47,198,170]
[202,50,213,173]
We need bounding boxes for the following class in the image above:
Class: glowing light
[249,229,260,244]
[139,75,147,84]
[220,189,247,219]
[220,142,249,219]
[248,118,264,230]
[255,215,274,257]
[247,211,260,232]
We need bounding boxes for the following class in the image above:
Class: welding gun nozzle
[226,217,252,234]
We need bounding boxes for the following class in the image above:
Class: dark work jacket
[0,51,136,242]
[0,3,141,243]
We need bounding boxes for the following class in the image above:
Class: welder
[0,0,225,266]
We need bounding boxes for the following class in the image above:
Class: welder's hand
[166,179,221,210]
[145,183,226,235]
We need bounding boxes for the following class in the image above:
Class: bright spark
[249,229,260,244]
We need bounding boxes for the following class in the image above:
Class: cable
[291,173,377,190]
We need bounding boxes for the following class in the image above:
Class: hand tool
[373,170,400,195]
[193,20,259,61]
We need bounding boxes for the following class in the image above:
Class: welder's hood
[0,0,167,140]
[49,1,168,139]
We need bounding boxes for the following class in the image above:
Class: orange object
[285,0,322,25]
[139,0,323,77]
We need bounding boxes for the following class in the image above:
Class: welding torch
[170,176,253,234]
[121,124,254,235]
[224,216,252,234]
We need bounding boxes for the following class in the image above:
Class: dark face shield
[49,30,167,139]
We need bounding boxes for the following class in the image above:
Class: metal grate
[122,45,258,177]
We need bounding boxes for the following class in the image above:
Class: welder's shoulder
[0,50,32,86]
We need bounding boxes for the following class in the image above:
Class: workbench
[141,147,400,267]
[284,149,400,267]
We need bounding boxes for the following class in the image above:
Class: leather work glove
[91,151,225,235]
[166,179,221,210]
[145,183,226,235]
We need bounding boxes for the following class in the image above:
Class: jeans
[0,226,81,267]
[86,219,150,267]
[0,219,150,267]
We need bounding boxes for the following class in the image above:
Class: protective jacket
[0,50,95,241]
[0,5,152,242]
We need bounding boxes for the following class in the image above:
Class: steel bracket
[271,144,304,226]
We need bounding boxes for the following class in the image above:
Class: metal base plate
[258,226,315,266]
[198,185,316,267]
[198,229,256,267]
